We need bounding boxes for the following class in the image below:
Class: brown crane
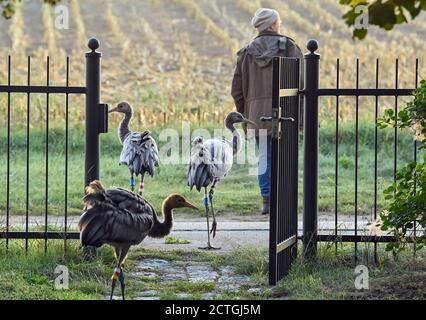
[79,180,198,300]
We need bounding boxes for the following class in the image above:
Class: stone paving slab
[130,258,258,300]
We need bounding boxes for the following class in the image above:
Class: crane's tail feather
[80,180,110,247]
[188,163,213,192]
[79,211,106,248]
[84,180,105,194]
[83,180,107,208]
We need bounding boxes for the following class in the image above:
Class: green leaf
[353,28,368,40]
[341,0,426,40]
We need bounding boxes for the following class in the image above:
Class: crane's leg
[118,246,130,300]
[130,173,135,193]
[198,187,220,250]
[138,173,145,196]
[110,258,120,300]
[209,182,220,242]
[109,246,129,300]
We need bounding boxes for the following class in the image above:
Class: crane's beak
[184,201,199,210]
[108,107,118,113]
[242,118,257,127]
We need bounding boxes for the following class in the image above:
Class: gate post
[303,40,320,258]
[85,38,102,187]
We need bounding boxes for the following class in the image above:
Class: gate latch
[98,103,108,134]
[260,116,295,139]
[260,116,295,122]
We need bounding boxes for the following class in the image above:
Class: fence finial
[88,38,100,52]
[307,39,318,53]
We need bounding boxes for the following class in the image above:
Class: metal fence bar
[0,232,80,240]
[291,58,299,266]
[354,59,359,262]
[394,59,399,181]
[413,58,419,255]
[317,88,413,96]
[0,232,423,242]
[374,58,379,263]
[0,85,86,94]
[317,234,424,243]
[44,56,50,253]
[6,56,11,250]
[303,40,320,258]
[85,39,102,187]
[64,57,70,252]
[335,58,339,255]
[25,56,31,253]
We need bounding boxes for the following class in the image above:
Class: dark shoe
[262,197,270,215]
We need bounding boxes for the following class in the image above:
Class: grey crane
[187,112,256,250]
[79,180,198,300]
[109,101,159,195]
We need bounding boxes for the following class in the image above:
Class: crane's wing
[119,131,159,177]
[204,138,233,181]
[105,187,155,213]
[79,182,155,247]
[187,137,215,191]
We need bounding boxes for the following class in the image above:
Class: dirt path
[117,257,258,300]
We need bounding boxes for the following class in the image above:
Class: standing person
[231,8,303,215]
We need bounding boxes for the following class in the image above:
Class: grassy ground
[126,244,426,300]
[0,240,424,300]
[0,240,113,299]
[0,122,419,217]
[278,245,426,300]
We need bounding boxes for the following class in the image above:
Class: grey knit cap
[251,8,279,32]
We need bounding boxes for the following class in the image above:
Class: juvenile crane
[188,112,256,249]
[109,101,159,195]
[79,180,198,300]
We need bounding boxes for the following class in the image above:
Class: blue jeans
[256,135,271,198]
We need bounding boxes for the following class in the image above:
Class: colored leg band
[111,267,121,281]
[130,178,135,187]
[203,196,208,206]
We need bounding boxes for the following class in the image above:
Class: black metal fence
[0,38,107,251]
[269,39,421,284]
[302,39,420,257]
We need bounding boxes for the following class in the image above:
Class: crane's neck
[162,202,174,228]
[225,118,241,155]
[119,111,132,144]
[149,201,174,238]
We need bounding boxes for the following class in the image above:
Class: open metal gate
[267,57,301,285]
